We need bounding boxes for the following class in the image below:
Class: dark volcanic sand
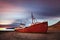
[0,31,60,40]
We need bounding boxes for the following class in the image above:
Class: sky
[0,0,60,27]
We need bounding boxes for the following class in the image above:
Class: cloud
[0,0,60,26]
[0,20,15,25]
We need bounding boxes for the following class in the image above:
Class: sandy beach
[0,30,60,40]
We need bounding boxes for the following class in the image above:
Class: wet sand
[0,31,60,40]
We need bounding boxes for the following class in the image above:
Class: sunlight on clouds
[47,18,60,26]
[0,28,6,30]
[0,6,29,19]
[0,1,27,19]
[1,12,30,19]
[0,20,15,25]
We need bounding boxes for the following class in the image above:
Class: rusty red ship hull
[16,22,48,33]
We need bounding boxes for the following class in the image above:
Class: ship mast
[31,12,35,24]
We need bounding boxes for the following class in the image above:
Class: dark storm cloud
[0,0,60,17]
[36,8,60,17]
